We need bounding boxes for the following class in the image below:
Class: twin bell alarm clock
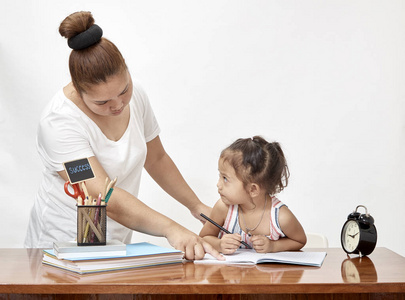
[341,205,377,256]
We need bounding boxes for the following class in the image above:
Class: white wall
[1,0,404,256]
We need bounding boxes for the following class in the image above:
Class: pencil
[103,177,109,199]
[81,181,89,199]
[200,213,252,249]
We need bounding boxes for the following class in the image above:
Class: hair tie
[68,24,103,50]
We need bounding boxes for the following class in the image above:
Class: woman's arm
[144,136,212,222]
[58,156,222,260]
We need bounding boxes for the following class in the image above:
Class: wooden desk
[1,247,404,299]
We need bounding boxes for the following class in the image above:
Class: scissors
[64,181,86,201]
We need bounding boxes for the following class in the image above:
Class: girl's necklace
[240,194,268,236]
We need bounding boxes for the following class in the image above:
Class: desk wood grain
[0,247,404,299]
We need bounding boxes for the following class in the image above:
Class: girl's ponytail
[265,142,289,194]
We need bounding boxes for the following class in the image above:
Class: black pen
[200,213,252,249]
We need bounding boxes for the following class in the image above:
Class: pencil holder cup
[77,205,107,246]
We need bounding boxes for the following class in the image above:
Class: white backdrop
[1,0,404,256]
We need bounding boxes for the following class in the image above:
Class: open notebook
[194,249,327,267]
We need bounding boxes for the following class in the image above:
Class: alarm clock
[341,205,377,256]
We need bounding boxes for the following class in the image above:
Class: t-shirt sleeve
[132,81,161,142]
[37,113,94,172]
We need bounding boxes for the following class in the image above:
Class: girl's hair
[59,11,127,95]
[220,136,289,195]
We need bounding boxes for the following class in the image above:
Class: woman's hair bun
[59,11,103,50]
[59,11,95,40]
[59,11,126,94]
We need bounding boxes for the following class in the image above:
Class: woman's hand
[166,225,224,261]
[190,202,212,224]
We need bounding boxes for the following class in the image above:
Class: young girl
[200,136,306,254]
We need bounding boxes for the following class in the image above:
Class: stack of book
[42,241,183,274]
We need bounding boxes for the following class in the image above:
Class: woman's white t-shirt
[24,81,160,248]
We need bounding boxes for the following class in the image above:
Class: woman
[24,11,221,260]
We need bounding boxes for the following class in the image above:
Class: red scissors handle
[64,181,85,200]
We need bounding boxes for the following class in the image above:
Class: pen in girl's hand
[200,213,252,249]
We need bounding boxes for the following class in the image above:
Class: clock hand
[348,232,359,238]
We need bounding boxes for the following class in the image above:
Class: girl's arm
[58,156,222,261]
[251,206,307,252]
[199,200,242,254]
[144,136,212,222]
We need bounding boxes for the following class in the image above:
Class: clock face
[342,220,360,253]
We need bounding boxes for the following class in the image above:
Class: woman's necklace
[240,194,268,236]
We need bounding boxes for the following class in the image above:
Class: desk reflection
[23,247,307,285]
[341,255,377,283]
[41,263,185,284]
[40,260,308,285]
[183,263,305,284]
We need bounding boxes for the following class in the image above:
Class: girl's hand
[251,235,273,253]
[219,233,242,254]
